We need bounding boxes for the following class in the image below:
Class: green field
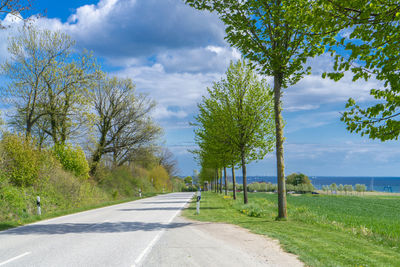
[183,192,400,267]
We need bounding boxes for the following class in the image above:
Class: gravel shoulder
[141,215,303,267]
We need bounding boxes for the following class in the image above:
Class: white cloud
[62,0,225,65]
[115,63,221,119]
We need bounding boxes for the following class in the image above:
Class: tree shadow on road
[0,221,192,235]
[119,207,183,211]
[141,201,188,204]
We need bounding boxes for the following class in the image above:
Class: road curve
[0,192,194,267]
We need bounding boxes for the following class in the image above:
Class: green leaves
[193,59,275,172]
[319,1,400,141]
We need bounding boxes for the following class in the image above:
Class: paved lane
[0,192,194,267]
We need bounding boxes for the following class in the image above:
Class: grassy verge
[0,192,158,231]
[182,192,400,267]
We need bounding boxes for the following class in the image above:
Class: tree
[338,184,344,194]
[171,176,186,192]
[1,26,96,145]
[156,147,179,177]
[184,176,192,184]
[192,75,240,197]
[41,48,96,146]
[318,2,400,141]
[193,60,275,204]
[186,0,333,218]
[330,183,338,194]
[90,75,161,174]
[286,173,311,186]
[344,184,353,195]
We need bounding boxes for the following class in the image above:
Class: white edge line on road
[132,193,194,267]
[0,252,31,266]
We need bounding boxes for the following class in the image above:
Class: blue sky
[2,0,400,177]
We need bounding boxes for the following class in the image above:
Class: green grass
[183,192,400,267]
[0,192,157,231]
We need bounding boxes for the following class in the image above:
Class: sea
[230,176,400,193]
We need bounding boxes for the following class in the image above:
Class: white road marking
[0,252,31,266]
[132,196,193,267]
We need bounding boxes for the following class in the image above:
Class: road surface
[0,193,193,267]
[0,192,303,266]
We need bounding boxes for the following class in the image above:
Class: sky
[1,0,400,177]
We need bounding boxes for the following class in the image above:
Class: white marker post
[139,188,142,198]
[36,196,41,216]
[196,189,201,214]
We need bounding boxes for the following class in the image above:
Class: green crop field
[183,192,400,267]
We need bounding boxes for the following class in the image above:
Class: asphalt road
[0,192,194,267]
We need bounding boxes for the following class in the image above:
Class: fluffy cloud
[63,0,225,65]
[116,63,221,118]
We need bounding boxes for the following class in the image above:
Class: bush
[53,144,90,179]
[171,177,185,192]
[0,133,41,186]
[149,165,170,191]
[98,166,138,197]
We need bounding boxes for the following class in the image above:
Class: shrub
[53,144,90,179]
[149,165,170,191]
[0,133,41,186]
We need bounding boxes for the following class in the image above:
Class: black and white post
[36,196,41,216]
[139,188,142,198]
[196,189,201,214]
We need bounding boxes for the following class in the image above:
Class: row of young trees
[193,60,275,204]
[186,1,400,218]
[0,26,176,181]
[322,184,367,195]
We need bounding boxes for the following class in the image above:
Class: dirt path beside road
[141,215,303,267]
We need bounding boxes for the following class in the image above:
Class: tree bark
[241,149,248,204]
[232,165,236,200]
[224,166,228,195]
[219,168,222,194]
[215,169,218,193]
[274,71,287,219]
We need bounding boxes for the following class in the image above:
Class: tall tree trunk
[90,131,107,175]
[219,169,222,194]
[50,113,58,145]
[215,169,218,193]
[232,165,236,200]
[274,71,287,219]
[241,149,248,204]
[26,121,32,138]
[224,166,228,195]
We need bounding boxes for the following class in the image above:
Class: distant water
[230,176,400,193]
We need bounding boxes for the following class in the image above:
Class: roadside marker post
[139,188,142,198]
[196,189,201,214]
[36,196,41,216]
